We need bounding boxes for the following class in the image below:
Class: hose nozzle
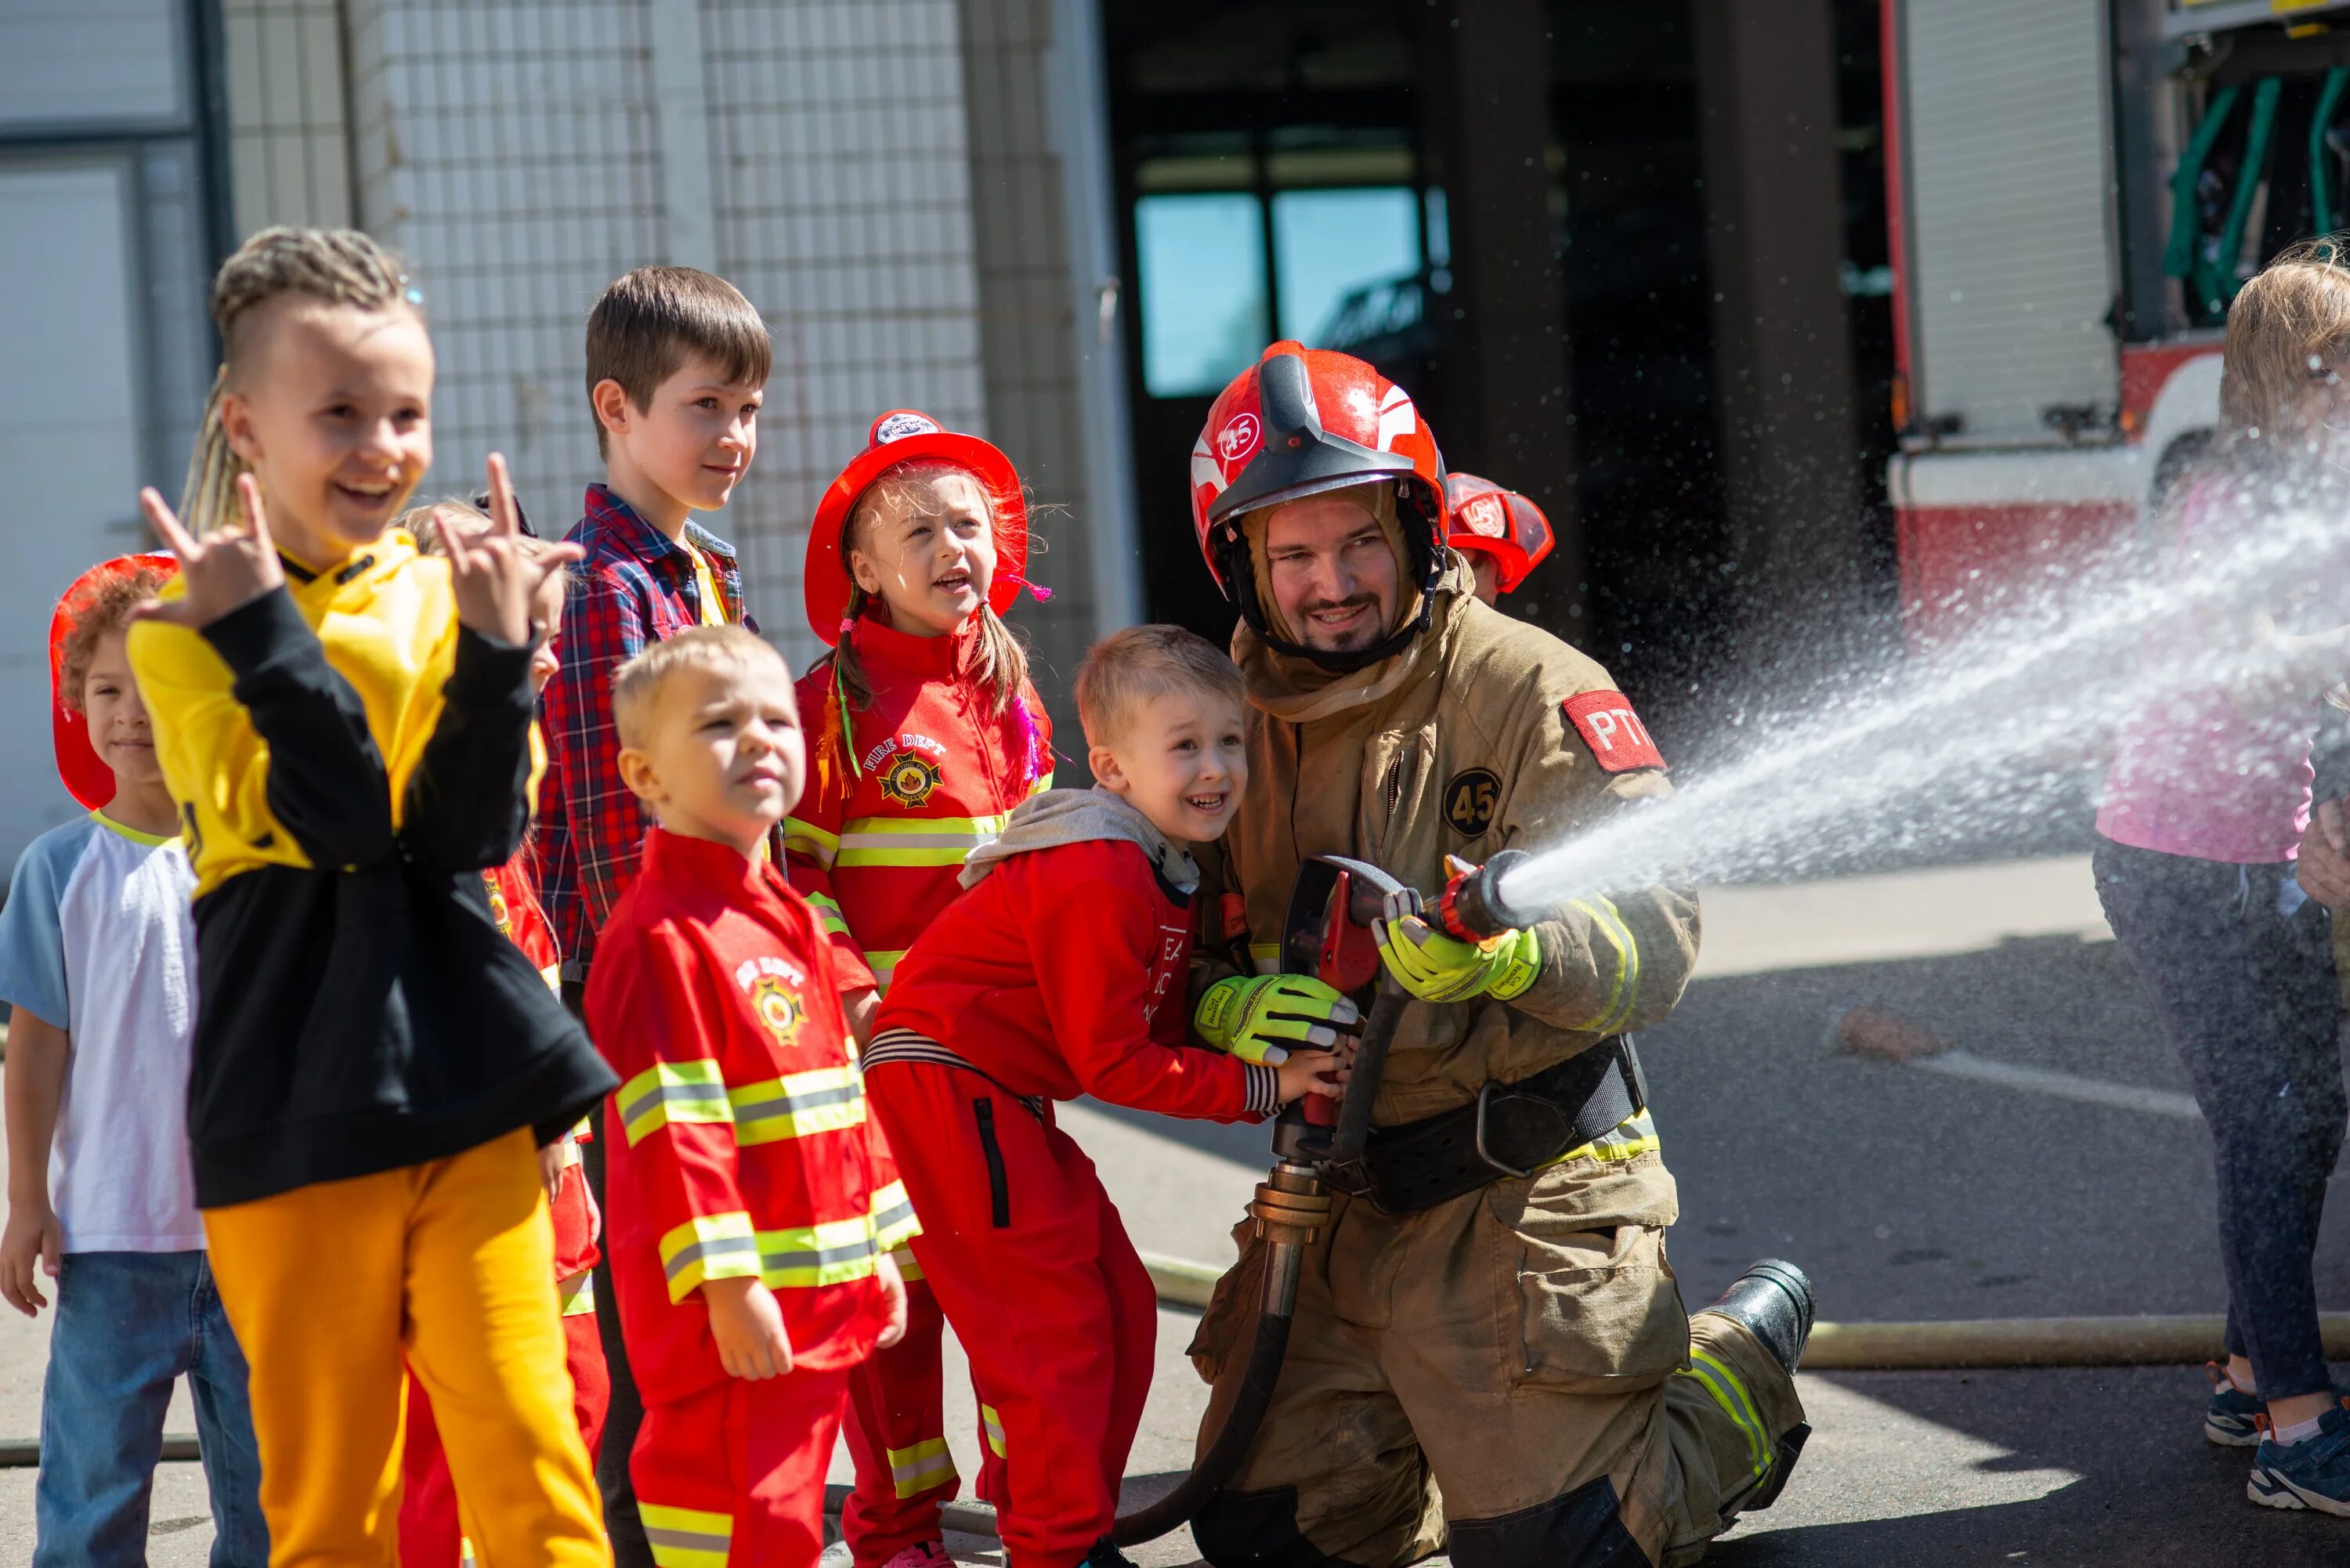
[1434,848,1538,942]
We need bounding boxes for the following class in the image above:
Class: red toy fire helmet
[1443,472,1555,594]
[1188,342,1447,670]
[50,554,179,811]
[803,410,1030,645]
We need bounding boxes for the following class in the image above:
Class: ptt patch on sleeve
[1563,690,1666,773]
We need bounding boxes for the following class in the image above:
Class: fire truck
[1884,0,2350,644]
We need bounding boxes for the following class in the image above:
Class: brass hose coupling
[1249,1159,1333,1249]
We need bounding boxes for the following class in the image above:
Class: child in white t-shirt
[0,557,266,1566]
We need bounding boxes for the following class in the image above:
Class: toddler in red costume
[865,625,1351,1568]
[591,625,911,1568]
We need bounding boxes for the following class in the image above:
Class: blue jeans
[2093,840,2348,1401]
[35,1250,268,1568]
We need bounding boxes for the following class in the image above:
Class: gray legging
[2092,839,2347,1401]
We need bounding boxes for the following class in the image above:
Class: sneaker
[2207,1362,2270,1447]
[879,1545,953,1568]
[2247,1403,2350,1516]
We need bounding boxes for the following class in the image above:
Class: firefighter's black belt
[1337,1037,1647,1214]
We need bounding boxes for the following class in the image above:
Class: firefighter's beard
[1291,592,1392,652]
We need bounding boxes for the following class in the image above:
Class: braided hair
[178,227,416,534]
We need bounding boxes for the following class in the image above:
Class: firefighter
[1443,471,1555,608]
[1183,343,1814,1568]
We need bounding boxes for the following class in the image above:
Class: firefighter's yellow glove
[1374,916,1542,1003]
[1194,975,1361,1065]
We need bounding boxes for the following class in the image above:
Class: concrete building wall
[959,0,1094,714]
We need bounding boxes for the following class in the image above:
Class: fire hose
[1110,850,1534,1546]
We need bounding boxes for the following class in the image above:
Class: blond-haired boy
[588,626,910,1568]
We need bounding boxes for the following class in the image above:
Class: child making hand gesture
[786,411,1053,1568]
[125,227,616,1565]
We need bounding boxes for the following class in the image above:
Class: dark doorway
[1098,2,1894,752]
[1103,2,1441,643]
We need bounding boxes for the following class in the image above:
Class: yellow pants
[204,1127,610,1567]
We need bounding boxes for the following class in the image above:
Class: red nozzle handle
[1436,848,1537,942]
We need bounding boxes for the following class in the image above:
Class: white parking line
[1906,1048,2202,1122]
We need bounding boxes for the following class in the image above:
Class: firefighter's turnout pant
[867,1062,1158,1568]
[1188,1154,1803,1568]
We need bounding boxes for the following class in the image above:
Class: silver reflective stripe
[663,1233,760,1284]
[644,1524,730,1558]
[764,1237,880,1274]
[871,1193,916,1237]
[621,1078,728,1126]
[734,1082,862,1120]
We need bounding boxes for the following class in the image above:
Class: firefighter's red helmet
[51,554,179,811]
[804,410,1029,645]
[1443,472,1554,594]
[1188,343,1446,667]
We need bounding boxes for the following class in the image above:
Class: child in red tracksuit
[865,626,1351,1568]
[786,410,1052,1568]
[396,499,612,1567]
[591,625,912,1568]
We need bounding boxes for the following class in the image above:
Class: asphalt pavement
[6,854,2348,1565]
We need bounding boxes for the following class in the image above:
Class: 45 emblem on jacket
[1444,768,1500,836]
[880,751,944,808]
[750,974,804,1046]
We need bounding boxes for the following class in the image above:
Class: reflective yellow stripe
[807,890,853,939]
[728,1065,866,1144]
[870,1179,921,1252]
[558,1270,596,1317]
[757,1212,889,1288]
[1249,942,1281,975]
[865,948,907,991]
[1029,771,1055,795]
[618,1060,733,1147]
[1569,896,1641,1035]
[642,1501,732,1568]
[458,1539,475,1568]
[980,1402,1007,1459]
[554,1136,584,1171]
[891,1244,924,1283]
[538,961,561,992]
[1541,1108,1661,1171]
[783,817,840,869]
[659,1211,761,1302]
[836,812,1011,868]
[887,1436,957,1498]
[1679,1347,1773,1481]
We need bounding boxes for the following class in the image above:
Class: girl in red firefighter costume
[396,500,610,1567]
[786,410,1054,1568]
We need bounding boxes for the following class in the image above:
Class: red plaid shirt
[539,485,753,970]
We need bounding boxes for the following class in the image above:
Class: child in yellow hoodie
[125,226,616,1564]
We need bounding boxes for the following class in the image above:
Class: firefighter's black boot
[1699,1259,1814,1512]
[1703,1258,1813,1375]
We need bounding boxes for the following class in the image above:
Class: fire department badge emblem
[880,751,943,808]
[750,974,802,1046]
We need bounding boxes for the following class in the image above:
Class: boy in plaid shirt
[540,264,772,1567]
